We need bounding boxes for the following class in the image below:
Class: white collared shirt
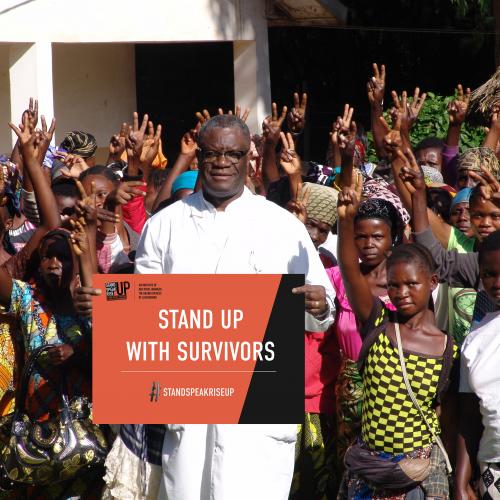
[134,188,336,500]
[460,310,500,463]
[135,187,335,331]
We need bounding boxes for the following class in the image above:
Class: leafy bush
[365,92,485,163]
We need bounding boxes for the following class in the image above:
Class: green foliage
[450,0,490,18]
[365,92,485,163]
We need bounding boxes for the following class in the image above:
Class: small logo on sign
[105,281,130,301]
[149,381,160,402]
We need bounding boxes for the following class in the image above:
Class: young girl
[79,165,145,273]
[337,180,457,499]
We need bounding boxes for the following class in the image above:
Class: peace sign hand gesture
[9,114,43,162]
[380,113,403,160]
[287,92,307,134]
[127,111,149,158]
[140,121,162,165]
[448,84,471,126]
[75,180,98,226]
[109,122,128,160]
[336,104,357,159]
[263,103,288,146]
[397,148,426,194]
[367,63,386,108]
[286,183,310,223]
[279,132,301,177]
[337,181,362,222]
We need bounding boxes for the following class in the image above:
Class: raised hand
[469,166,500,204]
[262,103,288,146]
[337,182,362,221]
[367,63,386,108]
[380,114,403,159]
[217,105,251,122]
[409,87,427,124]
[69,218,89,257]
[140,120,162,165]
[336,104,357,158]
[195,109,211,125]
[58,152,89,179]
[396,148,426,194]
[9,114,43,162]
[75,180,97,226]
[180,124,200,156]
[390,90,410,131]
[286,184,310,223]
[287,92,307,134]
[126,111,149,160]
[391,88,426,132]
[248,154,264,192]
[448,84,471,126]
[37,115,56,159]
[279,132,301,177]
[105,180,146,210]
[109,122,128,159]
[330,119,341,148]
[26,97,38,131]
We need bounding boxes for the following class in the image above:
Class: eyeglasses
[198,149,249,164]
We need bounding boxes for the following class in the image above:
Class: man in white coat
[135,114,336,500]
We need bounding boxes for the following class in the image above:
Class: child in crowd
[337,177,457,499]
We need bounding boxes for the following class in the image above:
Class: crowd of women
[0,61,499,499]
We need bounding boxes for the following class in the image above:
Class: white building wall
[0,45,11,154]
[0,0,255,43]
[52,44,136,158]
[0,0,271,147]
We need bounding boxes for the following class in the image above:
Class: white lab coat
[135,187,336,500]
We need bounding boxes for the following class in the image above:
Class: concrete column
[8,42,54,146]
[233,39,271,135]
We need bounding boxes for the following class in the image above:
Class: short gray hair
[198,114,250,147]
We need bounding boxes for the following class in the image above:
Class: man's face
[449,202,471,235]
[416,147,442,171]
[198,127,249,202]
[457,168,479,189]
[469,196,500,241]
[480,249,500,307]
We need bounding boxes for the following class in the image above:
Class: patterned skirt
[335,356,363,470]
[0,323,15,417]
[289,412,338,499]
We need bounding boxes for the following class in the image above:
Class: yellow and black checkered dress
[360,302,458,455]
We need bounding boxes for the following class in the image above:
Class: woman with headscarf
[456,147,500,190]
[59,131,98,167]
[0,123,106,498]
[286,180,341,500]
[329,196,404,477]
[279,127,341,499]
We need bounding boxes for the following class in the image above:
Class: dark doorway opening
[135,42,234,162]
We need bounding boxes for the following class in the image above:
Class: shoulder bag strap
[394,323,452,474]
[14,345,70,416]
